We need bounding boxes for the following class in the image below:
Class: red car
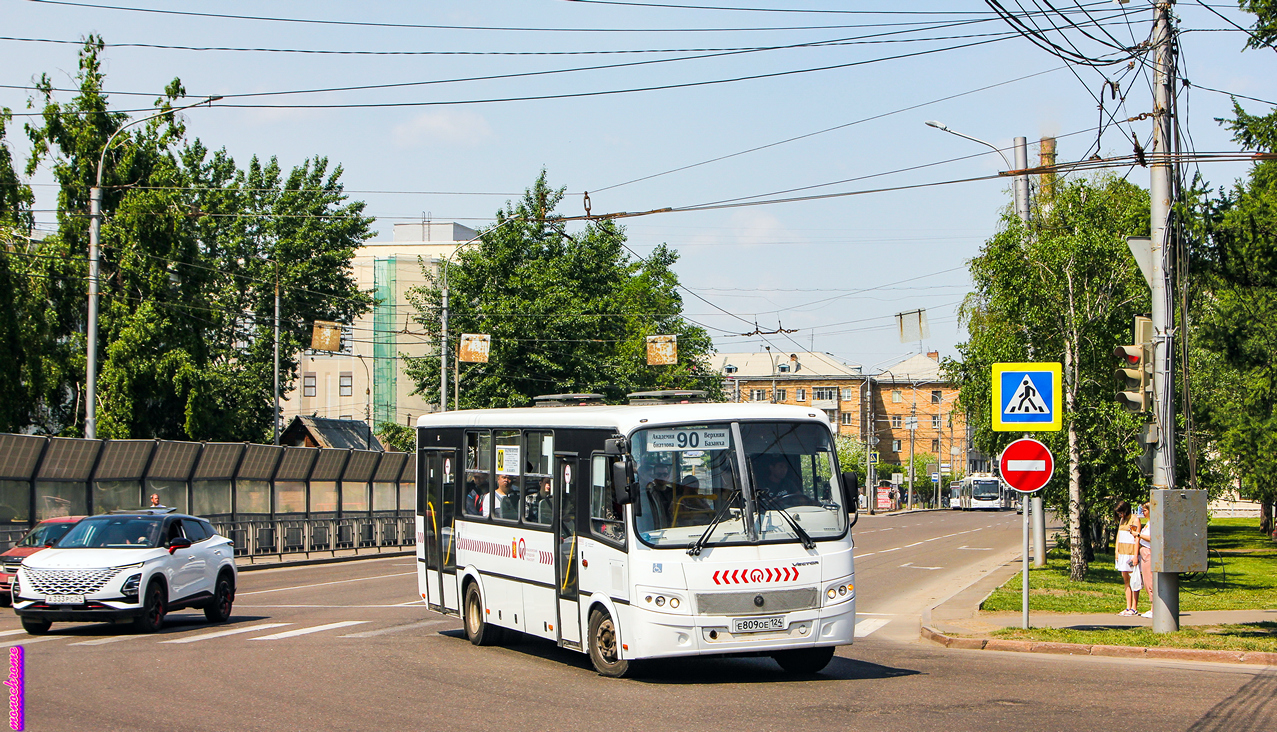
[1,516,85,606]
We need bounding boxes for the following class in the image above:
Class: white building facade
[279,222,476,433]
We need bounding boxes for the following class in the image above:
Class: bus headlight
[824,580,854,606]
[637,586,689,614]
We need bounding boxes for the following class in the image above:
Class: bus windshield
[971,480,1001,499]
[631,421,848,548]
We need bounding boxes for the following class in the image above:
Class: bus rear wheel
[772,646,835,675]
[463,582,503,646]
[587,609,633,678]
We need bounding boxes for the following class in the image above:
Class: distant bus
[414,399,860,677]
[951,474,1008,510]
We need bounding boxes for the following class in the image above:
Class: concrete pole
[86,188,101,440]
[1013,136,1030,225]
[1150,0,1179,633]
[273,269,280,445]
[439,287,449,413]
[908,401,916,510]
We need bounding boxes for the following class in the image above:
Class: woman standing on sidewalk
[1137,502,1153,618]
[1114,501,1141,616]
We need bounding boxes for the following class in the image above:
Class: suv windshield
[56,516,164,549]
[16,522,75,548]
[631,421,848,549]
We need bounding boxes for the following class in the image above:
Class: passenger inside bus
[464,472,489,516]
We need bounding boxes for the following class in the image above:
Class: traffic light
[1114,316,1152,412]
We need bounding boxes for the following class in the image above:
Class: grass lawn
[987,622,1277,653]
[980,517,1277,614]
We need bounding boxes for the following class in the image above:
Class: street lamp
[85,95,221,439]
[924,120,1030,224]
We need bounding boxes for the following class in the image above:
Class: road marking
[160,623,293,644]
[340,620,448,638]
[855,613,897,616]
[0,637,58,648]
[905,542,924,547]
[853,553,875,559]
[237,604,419,608]
[237,572,415,596]
[69,634,149,646]
[249,621,368,641]
[899,563,943,570]
[957,546,993,550]
[0,630,28,638]
[854,618,890,637]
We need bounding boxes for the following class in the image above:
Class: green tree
[945,175,1150,579]
[0,109,36,432]
[404,173,720,407]
[22,37,372,440]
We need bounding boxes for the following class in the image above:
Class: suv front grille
[695,587,819,616]
[24,567,124,596]
[2,562,22,576]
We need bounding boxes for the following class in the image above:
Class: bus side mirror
[841,472,860,509]
[612,457,637,505]
[604,437,627,456]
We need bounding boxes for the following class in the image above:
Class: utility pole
[273,265,280,445]
[440,286,449,413]
[908,401,916,510]
[1150,0,1180,633]
[1012,134,1048,566]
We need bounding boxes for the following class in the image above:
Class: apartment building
[870,351,967,476]
[278,221,476,433]
[712,351,868,438]
[715,349,971,477]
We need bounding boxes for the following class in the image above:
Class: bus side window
[464,431,491,517]
[590,455,625,545]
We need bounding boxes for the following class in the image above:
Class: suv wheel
[204,575,233,623]
[21,617,51,635]
[133,581,167,633]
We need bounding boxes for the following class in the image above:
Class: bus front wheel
[773,646,835,675]
[464,582,504,646]
[587,609,633,678]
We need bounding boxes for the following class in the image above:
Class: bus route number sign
[647,428,730,452]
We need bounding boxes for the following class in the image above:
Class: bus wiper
[687,488,741,557]
[756,491,815,550]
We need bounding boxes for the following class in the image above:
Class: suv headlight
[121,574,142,600]
[10,574,18,599]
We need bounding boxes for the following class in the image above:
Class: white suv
[12,509,237,635]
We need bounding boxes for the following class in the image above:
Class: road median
[920,625,1277,665]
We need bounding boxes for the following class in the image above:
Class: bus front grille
[694,587,819,616]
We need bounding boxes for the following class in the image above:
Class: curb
[237,549,415,572]
[919,626,1277,666]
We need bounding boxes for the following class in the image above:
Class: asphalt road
[12,509,1276,731]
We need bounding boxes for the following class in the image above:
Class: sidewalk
[921,556,1277,665]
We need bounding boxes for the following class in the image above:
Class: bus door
[555,454,582,647]
[422,449,456,613]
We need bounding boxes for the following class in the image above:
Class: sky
[2,0,1273,374]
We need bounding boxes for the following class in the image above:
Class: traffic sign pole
[999,437,1055,630]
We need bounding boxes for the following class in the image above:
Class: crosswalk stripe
[0,636,58,648]
[70,634,148,646]
[249,621,367,641]
[854,618,890,638]
[160,623,293,644]
[340,619,447,638]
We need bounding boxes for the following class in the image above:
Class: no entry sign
[998,438,1054,493]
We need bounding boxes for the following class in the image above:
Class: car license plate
[45,594,85,605]
[732,615,785,633]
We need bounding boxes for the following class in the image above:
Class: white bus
[414,399,860,677]
[951,474,1008,510]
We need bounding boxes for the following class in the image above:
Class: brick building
[712,351,867,438]
[714,350,971,478]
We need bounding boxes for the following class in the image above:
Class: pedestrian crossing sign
[992,362,1062,432]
